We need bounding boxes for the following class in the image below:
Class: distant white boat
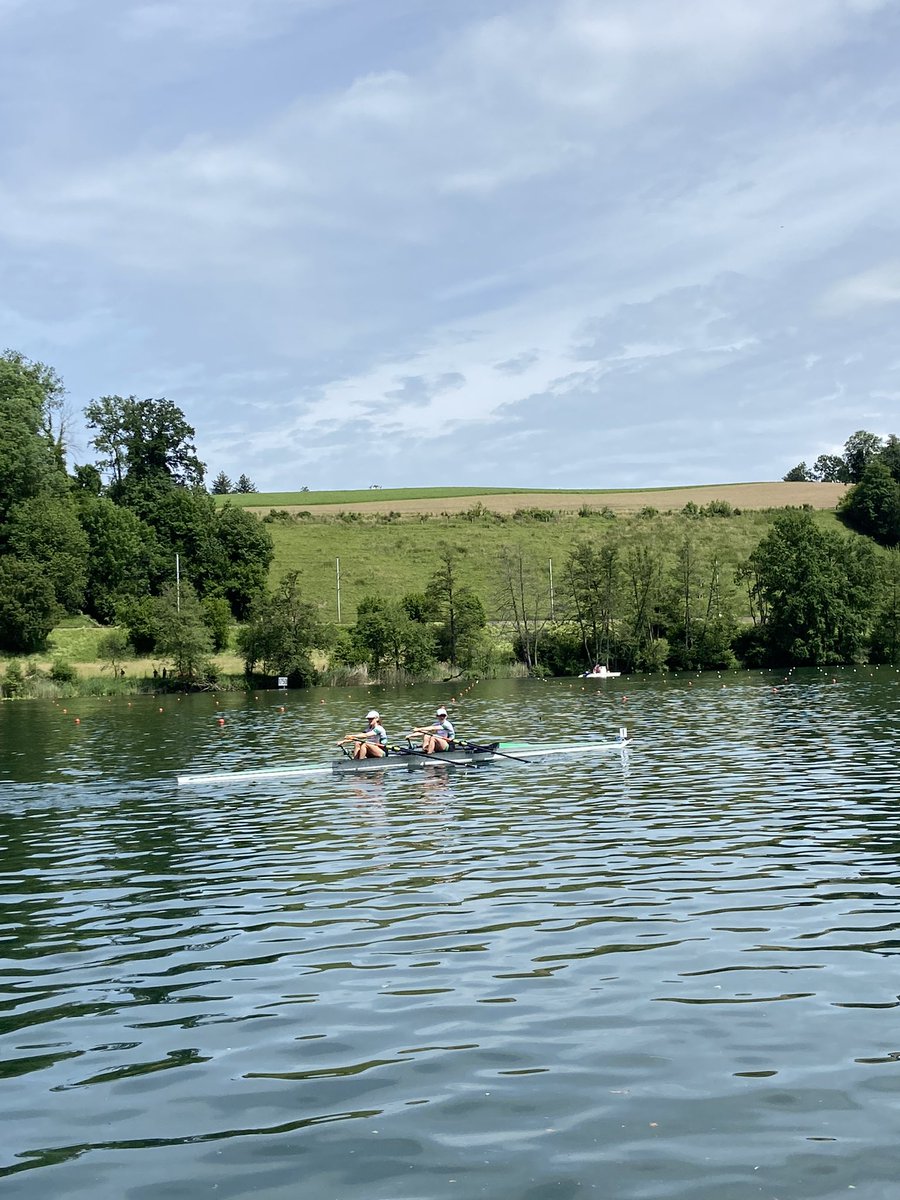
[580,667,621,679]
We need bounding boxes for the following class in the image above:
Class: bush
[202,597,233,652]
[532,624,586,675]
[2,660,25,697]
[702,500,737,517]
[513,507,555,522]
[49,659,78,684]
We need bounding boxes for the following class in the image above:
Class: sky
[2,0,899,491]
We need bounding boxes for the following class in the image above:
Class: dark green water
[2,669,899,1199]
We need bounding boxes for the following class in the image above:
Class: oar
[487,748,533,764]
[459,740,533,765]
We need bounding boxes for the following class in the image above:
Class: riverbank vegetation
[2,349,899,700]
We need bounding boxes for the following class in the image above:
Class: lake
[2,669,899,1199]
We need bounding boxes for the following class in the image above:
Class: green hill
[265,505,849,625]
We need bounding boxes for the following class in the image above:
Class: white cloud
[819,261,900,314]
[2,0,900,487]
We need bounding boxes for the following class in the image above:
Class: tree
[620,534,668,671]
[5,496,89,614]
[838,459,900,547]
[870,550,900,664]
[116,595,159,655]
[812,453,850,483]
[76,496,159,623]
[210,470,233,494]
[424,547,486,668]
[496,548,551,670]
[0,557,60,652]
[97,629,131,674]
[350,595,436,675]
[236,572,323,684]
[153,583,215,685]
[201,597,232,652]
[565,540,620,668]
[235,473,257,493]
[878,434,900,484]
[843,430,883,484]
[783,462,813,482]
[0,350,69,525]
[207,504,274,618]
[72,463,103,495]
[748,509,878,664]
[85,395,205,494]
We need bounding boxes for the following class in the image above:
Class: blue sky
[2,0,899,490]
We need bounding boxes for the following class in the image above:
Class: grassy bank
[264,505,851,625]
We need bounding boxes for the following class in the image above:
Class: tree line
[0,351,272,675]
[785,429,900,547]
[2,349,899,687]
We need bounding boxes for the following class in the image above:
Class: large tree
[843,430,884,484]
[0,557,60,653]
[748,509,878,664]
[85,394,206,494]
[76,495,159,622]
[0,352,85,650]
[0,351,69,524]
[838,459,900,547]
[5,497,89,613]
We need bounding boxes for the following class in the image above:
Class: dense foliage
[0,351,273,674]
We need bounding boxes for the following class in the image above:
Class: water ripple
[2,671,900,1198]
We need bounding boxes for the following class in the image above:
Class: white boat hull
[176,733,630,787]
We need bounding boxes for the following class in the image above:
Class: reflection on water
[2,669,900,1199]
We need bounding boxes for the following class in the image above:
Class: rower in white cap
[337,709,388,759]
[410,706,455,755]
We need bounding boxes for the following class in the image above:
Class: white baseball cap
[436,707,447,716]
[366,710,379,720]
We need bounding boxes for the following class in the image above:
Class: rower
[337,709,388,759]
[410,706,455,755]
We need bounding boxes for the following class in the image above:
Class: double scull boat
[176,729,630,787]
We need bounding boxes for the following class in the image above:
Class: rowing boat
[580,670,621,679]
[176,730,630,787]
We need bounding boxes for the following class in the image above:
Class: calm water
[2,670,899,1200]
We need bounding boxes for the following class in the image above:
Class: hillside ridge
[227,481,847,516]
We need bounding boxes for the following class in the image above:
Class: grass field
[265,504,854,626]
[217,481,848,514]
